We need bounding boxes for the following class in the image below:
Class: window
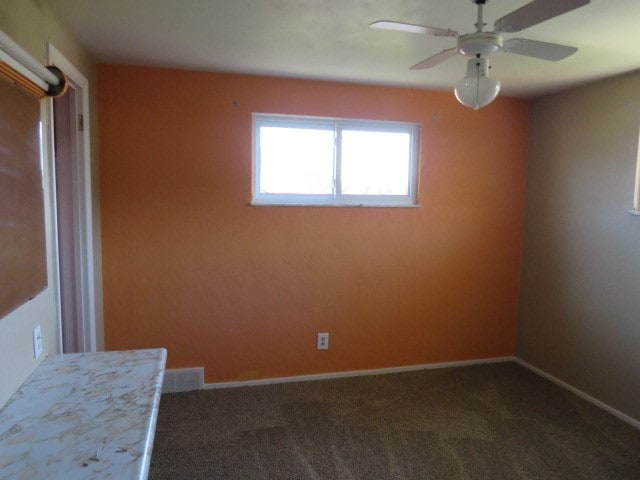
[252,114,420,206]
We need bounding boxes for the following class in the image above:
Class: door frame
[47,43,98,353]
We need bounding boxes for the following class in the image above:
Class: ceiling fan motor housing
[457,32,503,56]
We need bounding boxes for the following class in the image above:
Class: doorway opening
[48,44,99,353]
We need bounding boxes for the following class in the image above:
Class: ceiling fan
[370,0,590,109]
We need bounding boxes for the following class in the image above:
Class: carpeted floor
[149,362,640,479]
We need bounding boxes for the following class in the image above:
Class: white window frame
[631,125,640,216]
[252,114,420,207]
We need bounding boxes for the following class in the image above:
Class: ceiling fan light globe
[454,76,501,109]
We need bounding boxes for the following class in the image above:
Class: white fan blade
[494,0,590,33]
[410,48,458,70]
[503,38,577,61]
[370,21,457,38]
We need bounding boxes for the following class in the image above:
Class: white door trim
[47,43,97,353]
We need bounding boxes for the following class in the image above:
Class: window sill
[250,200,420,208]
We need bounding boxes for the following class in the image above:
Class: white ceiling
[46,0,640,98]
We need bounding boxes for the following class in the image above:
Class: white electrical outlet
[317,332,329,350]
[33,325,42,359]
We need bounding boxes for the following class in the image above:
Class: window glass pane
[259,126,334,194]
[340,130,411,195]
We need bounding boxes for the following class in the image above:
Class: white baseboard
[203,356,514,390]
[513,358,640,430]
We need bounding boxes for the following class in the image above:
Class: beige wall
[517,69,640,422]
[0,0,101,406]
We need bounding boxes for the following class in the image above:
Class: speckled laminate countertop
[0,348,166,479]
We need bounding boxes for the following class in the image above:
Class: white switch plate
[317,332,329,350]
[33,325,42,359]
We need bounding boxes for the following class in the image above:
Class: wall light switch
[33,325,42,359]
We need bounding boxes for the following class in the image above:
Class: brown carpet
[149,362,640,479]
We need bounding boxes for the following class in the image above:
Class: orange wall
[97,64,529,383]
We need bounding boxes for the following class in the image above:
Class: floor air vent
[162,367,204,393]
